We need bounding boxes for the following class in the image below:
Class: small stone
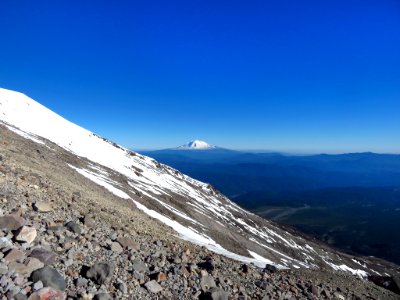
[10,258,45,276]
[33,202,53,213]
[85,262,114,285]
[116,237,139,251]
[311,285,319,296]
[33,280,44,291]
[28,287,66,300]
[264,264,278,273]
[0,214,25,231]
[204,287,229,300]
[25,258,45,274]
[5,249,26,262]
[0,264,8,275]
[255,281,273,292]
[144,280,163,293]
[334,292,345,300]
[83,216,95,228]
[65,221,82,234]
[31,266,66,291]
[80,292,93,300]
[156,272,167,282]
[198,260,214,272]
[14,274,25,285]
[321,289,331,298]
[201,276,216,291]
[110,242,123,253]
[15,226,37,244]
[0,237,12,249]
[93,293,112,300]
[14,294,28,300]
[29,248,57,265]
[117,281,128,294]
[75,277,88,288]
[131,259,148,273]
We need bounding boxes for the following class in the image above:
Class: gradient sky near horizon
[1,1,399,153]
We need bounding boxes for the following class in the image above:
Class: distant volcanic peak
[177,140,217,150]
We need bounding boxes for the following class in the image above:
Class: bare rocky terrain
[1,119,400,299]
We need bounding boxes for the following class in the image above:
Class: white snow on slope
[68,165,131,200]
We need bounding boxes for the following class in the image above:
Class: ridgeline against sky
[0,1,399,152]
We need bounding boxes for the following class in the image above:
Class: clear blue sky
[1,1,399,153]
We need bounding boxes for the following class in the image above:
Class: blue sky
[1,1,399,153]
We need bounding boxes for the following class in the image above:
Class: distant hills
[141,145,400,196]
[141,143,400,264]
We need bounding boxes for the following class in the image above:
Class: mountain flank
[0,88,399,299]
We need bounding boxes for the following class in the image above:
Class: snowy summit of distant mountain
[176,140,217,150]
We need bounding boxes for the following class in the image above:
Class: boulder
[31,266,66,291]
[33,202,53,213]
[0,214,25,231]
[144,280,163,293]
[15,226,37,244]
[85,262,114,285]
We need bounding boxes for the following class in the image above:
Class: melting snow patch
[322,258,368,278]
[5,124,45,145]
[68,165,131,199]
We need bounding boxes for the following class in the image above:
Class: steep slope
[2,127,398,299]
[0,88,399,283]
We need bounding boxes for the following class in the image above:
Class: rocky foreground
[1,126,399,299]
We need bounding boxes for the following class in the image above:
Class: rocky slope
[0,88,399,299]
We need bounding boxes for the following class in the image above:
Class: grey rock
[33,201,53,212]
[144,280,163,293]
[201,276,216,290]
[264,264,278,273]
[0,237,12,249]
[31,266,66,291]
[131,259,148,273]
[0,264,8,275]
[65,221,82,234]
[204,287,229,300]
[14,294,28,300]
[83,216,95,227]
[116,281,128,294]
[86,262,114,285]
[29,248,57,265]
[33,280,44,291]
[75,277,88,288]
[110,242,123,253]
[0,215,25,231]
[255,280,273,292]
[93,293,112,300]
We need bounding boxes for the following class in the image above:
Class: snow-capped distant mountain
[176,140,217,150]
[1,87,398,280]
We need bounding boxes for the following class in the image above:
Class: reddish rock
[0,214,25,230]
[4,248,26,262]
[28,287,66,300]
[116,237,139,251]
